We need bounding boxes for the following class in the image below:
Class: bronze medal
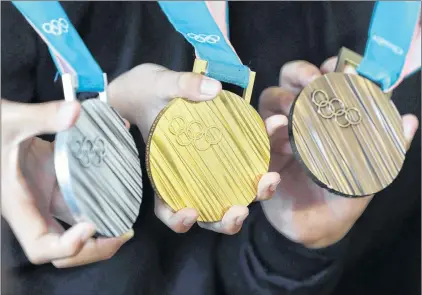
[289,48,405,197]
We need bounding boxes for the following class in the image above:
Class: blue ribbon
[159,1,250,88]
[13,1,104,92]
[357,1,421,91]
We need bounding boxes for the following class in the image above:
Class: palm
[262,121,372,247]
[19,138,74,229]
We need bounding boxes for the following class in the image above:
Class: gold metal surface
[193,59,208,75]
[290,72,405,197]
[242,71,256,104]
[146,91,270,222]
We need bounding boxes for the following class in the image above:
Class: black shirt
[2,2,421,295]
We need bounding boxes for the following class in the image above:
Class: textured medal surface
[289,72,406,197]
[146,91,270,222]
[55,99,143,237]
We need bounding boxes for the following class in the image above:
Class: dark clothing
[2,2,420,295]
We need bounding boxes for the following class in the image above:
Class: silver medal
[54,74,143,237]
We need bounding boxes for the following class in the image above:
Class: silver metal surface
[99,73,108,103]
[62,73,77,102]
[55,99,143,237]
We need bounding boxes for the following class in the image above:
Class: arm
[217,205,349,295]
[217,59,419,295]
[1,2,133,269]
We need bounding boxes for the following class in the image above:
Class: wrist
[261,201,351,249]
[107,79,138,125]
[301,232,349,249]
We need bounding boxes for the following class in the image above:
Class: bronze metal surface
[289,72,405,197]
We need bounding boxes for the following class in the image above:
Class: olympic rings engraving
[169,116,222,151]
[311,90,362,128]
[187,33,220,44]
[70,137,106,168]
[42,18,69,36]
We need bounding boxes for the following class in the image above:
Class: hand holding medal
[145,2,280,234]
[260,1,420,247]
[12,2,143,239]
[289,1,421,197]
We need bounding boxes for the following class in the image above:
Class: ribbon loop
[159,1,250,88]
[13,1,104,92]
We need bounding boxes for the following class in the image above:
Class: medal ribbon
[158,1,250,88]
[12,1,104,92]
[357,1,421,92]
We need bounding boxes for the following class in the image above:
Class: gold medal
[146,59,270,222]
[289,48,406,197]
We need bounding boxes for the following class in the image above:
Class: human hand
[1,99,134,268]
[258,58,419,248]
[108,64,280,235]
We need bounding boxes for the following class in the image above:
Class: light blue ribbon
[13,1,104,92]
[357,1,421,91]
[159,1,250,88]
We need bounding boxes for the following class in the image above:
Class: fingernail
[183,216,197,226]
[269,179,281,193]
[344,65,357,74]
[121,229,134,241]
[235,213,249,226]
[404,125,412,140]
[57,102,77,127]
[200,77,221,98]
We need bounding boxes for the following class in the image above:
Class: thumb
[2,100,80,144]
[402,114,419,150]
[156,70,222,102]
[279,60,322,94]
[129,63,222,102]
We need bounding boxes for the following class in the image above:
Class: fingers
[258,87,296,120]
[3,180,96,264]
[51,230,134,268]
[122,118,131,129]
[5,180,132,266]
[402,114,419,150]
[321,56,359,75]
[154,68,222,101]
[119,63,222,103]
[154,195,198,233]
[279,60,322,94]
[154,171,281,234]
[155,171,281,234]
[1,99,80,145]
[320,56,338,74]
[198,205,249,235]
[265,114,292,155]
[265,114,288,137]
[256,172,281,201]
[259,59,327,120]
[12,216,95,264]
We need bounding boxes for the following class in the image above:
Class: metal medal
[55,75,143,237]
[288,48,405,197]
[11,2,144,237]
[146,60,270,222]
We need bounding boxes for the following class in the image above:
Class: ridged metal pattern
[54,99,143,237]
[146,91,270,222]
[290,73,405,197]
